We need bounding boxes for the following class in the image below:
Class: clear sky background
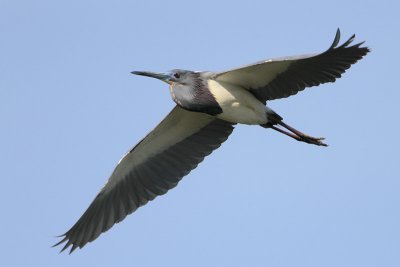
[1,0,399,266]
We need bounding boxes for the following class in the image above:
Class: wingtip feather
[340,34,356,48]
[330,28,341,49]
[328,29,369,53]
[52,235,67,248]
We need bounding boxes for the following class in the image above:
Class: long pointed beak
[131,71,172,83]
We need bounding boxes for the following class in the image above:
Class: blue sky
[2,0,399,266]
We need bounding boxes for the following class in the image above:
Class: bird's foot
[298,135,327,147]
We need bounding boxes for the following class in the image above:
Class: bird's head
[131,69,215,113]
[131,69,195,85]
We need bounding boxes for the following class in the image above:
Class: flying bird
[55,29,369,253]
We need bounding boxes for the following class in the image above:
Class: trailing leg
[261,110,328,147]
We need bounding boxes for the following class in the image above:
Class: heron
[55,29,369,253]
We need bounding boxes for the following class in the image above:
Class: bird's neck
[170,73,222,116]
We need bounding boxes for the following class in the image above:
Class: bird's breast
[207,80,267,125]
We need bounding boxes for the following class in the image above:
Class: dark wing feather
[55,106,235,253]
[213,29,369,103]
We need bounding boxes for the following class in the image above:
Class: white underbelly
[208,80,267,125]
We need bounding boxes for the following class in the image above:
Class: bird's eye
[173,73,180,79]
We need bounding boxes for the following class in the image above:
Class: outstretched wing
[55,106,235,253]
[213,29,369,103]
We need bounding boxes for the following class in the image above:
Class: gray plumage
[55,29,369,253]
[55,108,234,253]
[213,30,366,103]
